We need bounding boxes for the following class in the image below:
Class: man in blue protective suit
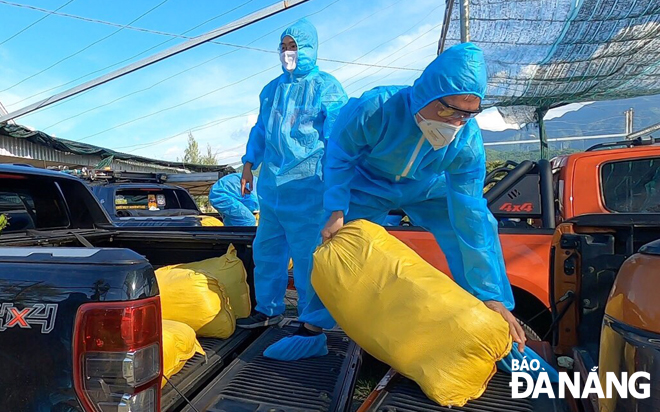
[208,172,259,226]
[263,43,560,384]
[236,19,348,329]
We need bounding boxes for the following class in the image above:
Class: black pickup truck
[0,164,361,412]
[83,170,211,228]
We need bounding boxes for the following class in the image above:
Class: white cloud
[545,102,593,120]
[476,108,522,132]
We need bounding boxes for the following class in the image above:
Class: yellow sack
[162,245,251,319]
[155,267,236,339]
[198,215,224,226]
[161,320,205,388]
[311,220,512,407]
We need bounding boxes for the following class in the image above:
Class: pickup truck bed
[162,329,257,411]
[182,322,362,412]
[365,372,567,412]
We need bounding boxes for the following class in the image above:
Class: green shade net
[442,0,660,125]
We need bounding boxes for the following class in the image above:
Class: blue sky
[0,0,580,166]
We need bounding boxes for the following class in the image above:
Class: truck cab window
[115,189,181,211]
[0,178,70,231]
[601,157,660,212]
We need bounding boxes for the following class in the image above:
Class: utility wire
[0,0,171,94]
[39,0,416,134]
[114,109,256,151]
[75,64,278,142]
[342,26,441,92]
[9,1,256,110]
[9,0,414,111]
[347,50,437,95]
[8,0,351,115]
[6,0,337,107]
[329,4,442,76]
[0,0,75,46]
[34,0,422,153]
[317,0,402,46]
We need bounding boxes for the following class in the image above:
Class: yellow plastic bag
[311,219,512,407]
[155,267,236,339]
[198,215,224,226]
[161,320,205,388]
[162,245,251,319]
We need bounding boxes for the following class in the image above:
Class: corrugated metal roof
[0,123,235,174]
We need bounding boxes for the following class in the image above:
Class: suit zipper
[396,135,426,181]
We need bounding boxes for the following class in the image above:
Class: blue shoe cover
[498,343,560,383]
[263,333,328,361]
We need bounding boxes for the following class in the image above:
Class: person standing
[237,19,348,330]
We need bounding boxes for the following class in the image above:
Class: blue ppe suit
[291,43,558,378]
[300,42,515,329]
[208,173,259,226]
[241,18,348,318]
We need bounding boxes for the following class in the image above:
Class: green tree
[183,132,201,164]
[182,132,219,211]
[200,142,218,165]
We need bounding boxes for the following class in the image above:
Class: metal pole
[459,0,470,42]
[628,108,634,134]
[537,107,549,159]
[627,121,660,140]
[0,0,309,124]
[0,101,15,124]
[437,0,455,54]
[624,109,635,134]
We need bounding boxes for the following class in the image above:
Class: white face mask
[280,50,297,72]
[415,113,463,150]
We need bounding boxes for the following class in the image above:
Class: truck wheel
[518,319,541,341]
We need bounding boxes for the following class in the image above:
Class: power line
[342,26,440,92]
[0,0,75,46]
[347,50,436,95]
[7,0,420,110]
[0,0,314,123]
[35,0,418,133]
[344,40,438,94]
[115,109,257,151]
[0,0,171,94]
[317,0,402,46]
[329,4,442,76]
[8,1,256,109]
[24,0,426,154]
[9,0,415,109]
[7,0,345,110]
[75,63,279,142]
[41,49,244,130]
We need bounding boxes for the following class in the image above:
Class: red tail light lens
[73,297,162,412]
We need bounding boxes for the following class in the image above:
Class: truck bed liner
[183,322,362,412]
[162,329,255,411]
[364,372,567,412]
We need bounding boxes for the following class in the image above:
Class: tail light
[73,297,162,412]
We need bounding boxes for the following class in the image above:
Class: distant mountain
[482,94,660,155]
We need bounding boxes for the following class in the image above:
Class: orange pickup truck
[390,137,660,339]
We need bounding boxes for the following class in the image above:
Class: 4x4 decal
[0,303,58,333]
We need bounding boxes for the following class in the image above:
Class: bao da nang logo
[509,358,651,399]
